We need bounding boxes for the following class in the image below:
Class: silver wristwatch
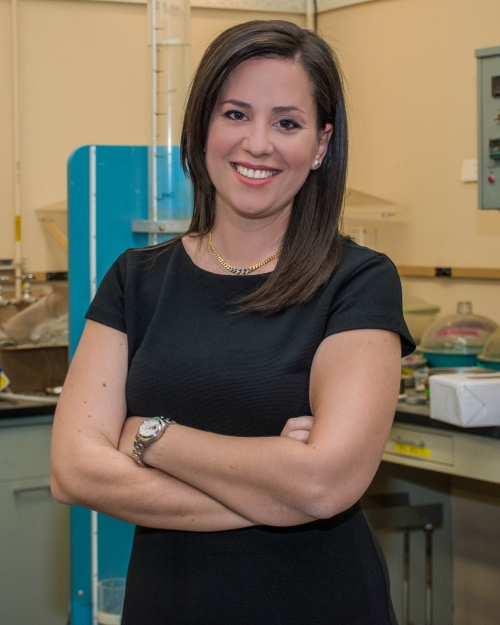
[132,416,176,467]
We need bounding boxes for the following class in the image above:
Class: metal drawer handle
[391,436,427,448]
[13,479,51,495]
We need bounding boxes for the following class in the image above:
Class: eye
[276,118,301,131]
[224,110,247,121]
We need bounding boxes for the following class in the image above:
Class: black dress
[86,239,414,625]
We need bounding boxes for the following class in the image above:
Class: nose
[241,121,273,157]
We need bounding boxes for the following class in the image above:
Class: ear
[316,123,333,161]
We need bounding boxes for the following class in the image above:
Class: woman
[51,20,414,624]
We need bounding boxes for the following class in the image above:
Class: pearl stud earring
[313,159,321,169]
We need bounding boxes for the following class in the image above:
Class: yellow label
[395,443,431,459]
[0,370,10,392]
[15,215,21,242]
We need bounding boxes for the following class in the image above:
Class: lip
[231,162,281,187]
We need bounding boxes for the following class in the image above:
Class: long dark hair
[180,20,348,313]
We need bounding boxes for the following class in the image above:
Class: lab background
[1,0,500,624]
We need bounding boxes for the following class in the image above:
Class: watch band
[132,437,149,468]
[132,416,176,468]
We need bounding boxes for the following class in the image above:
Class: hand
[118,416,144,458]
[280,416,314,443]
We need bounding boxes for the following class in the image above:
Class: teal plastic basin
[476,357,500,371]
[420,352,479,368]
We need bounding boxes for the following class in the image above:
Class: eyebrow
[220,99,305,114]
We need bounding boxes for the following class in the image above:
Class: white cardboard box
[430,374,500,427]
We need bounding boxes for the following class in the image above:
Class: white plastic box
[430,373,500,427]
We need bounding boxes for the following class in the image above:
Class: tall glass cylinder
[149,0,192,242]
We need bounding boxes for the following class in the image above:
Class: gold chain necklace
[207,231,281,275]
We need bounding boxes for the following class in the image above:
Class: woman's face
[205,57,332,224]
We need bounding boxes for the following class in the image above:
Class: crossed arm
[51,319,401,531]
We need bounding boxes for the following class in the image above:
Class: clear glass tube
[149,0,192,243]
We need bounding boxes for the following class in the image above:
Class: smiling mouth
[232,163,279,180]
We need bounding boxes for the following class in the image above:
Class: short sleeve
[85,252,127,334]
[325,253,415,357]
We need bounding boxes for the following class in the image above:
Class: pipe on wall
[306,0,315,31]
[11,0,23,302]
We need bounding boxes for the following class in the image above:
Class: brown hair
[180,20,349,313]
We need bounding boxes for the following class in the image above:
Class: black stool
[363,492,443,625]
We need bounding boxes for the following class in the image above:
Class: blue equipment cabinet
[68,145,192,624]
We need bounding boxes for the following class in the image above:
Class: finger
[280,416,314,436]
[286,429,310,443]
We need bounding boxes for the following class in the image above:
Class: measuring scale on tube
[149,0,192,246]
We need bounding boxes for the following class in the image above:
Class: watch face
[139,418,161,438]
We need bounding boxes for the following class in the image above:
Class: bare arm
[50,320,255,531]
[127,329,401,526]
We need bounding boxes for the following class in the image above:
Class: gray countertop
[395,398,500,440]
[0,396,57,420]
[1,394,500,441]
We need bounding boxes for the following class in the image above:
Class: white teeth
[234,164,277,179]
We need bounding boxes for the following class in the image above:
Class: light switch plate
[461,158,478,182]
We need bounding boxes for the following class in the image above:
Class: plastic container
[401,354,427,373]
[31,313,68,345]
[401,354,427,390]
[98,578,125,625]
[477,327,500,370]
[2,292,67,344]
[403,295,440,343]
[418,301,498,368]
[422,352,478,367]
[477,358,500,371]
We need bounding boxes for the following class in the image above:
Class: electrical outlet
[461,158,478,182]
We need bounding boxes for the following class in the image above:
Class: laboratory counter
[1,395,500,438]
[1,395,500,435]
[395,400,500,440]
[387,400,500,485]
[0,396,57,420]
[1,396,499,625]
[1,395,500,486]
[1,393,499,483]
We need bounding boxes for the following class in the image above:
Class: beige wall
[3,0,499,324]
[319,0,500,323]
[0,0,150,272]
[191,7,305,70]
[0,0,304,273]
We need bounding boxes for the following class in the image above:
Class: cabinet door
[0,421,53,481]
[0,477,70,625]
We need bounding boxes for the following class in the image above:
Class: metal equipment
[364,492,443,625]
[476,45,500,209]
